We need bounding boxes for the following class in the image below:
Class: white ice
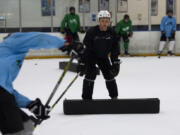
[4,57,180,135]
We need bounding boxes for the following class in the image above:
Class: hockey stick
[50,73,79,111]
[30,58,74,127]
[33,57,74,127]
[45,57,73,107]
[35,73,79,126]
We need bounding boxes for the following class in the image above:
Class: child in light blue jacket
[158,10,176,58]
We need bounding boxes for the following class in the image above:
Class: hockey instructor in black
[80,10,120,100]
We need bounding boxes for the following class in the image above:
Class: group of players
[0,7,177,135]
[61,7,133,56]
[61,7,177,58]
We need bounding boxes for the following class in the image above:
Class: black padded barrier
[63,98,160,115]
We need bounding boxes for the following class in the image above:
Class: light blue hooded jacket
[0,32,65,108]
[160,16,176,37]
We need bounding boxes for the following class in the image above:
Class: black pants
[160,33,175,41]
[0,86,29,134]
[82,55,118,99]
[120,34,129,43]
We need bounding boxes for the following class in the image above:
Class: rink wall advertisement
[41,0,55,16]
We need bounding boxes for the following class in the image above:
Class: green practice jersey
[115,19,132,35]
[61,13,80,33]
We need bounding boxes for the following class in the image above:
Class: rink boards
[0,32,180,59]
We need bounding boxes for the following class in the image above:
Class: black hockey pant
[0,86,34,135]
[82,57,118,99]
[160,33,175,41]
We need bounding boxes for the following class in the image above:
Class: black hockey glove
[80,30,85,33]
[60,29,65,34]
[111,59,121,77]
[128,32,133,37]
[171,31,176,37]
[69,49,80,59]
[161,31,165,35]
[60,45,69,52]
[59,45,79,58]
[77,62,100,76]
[27,98,50,120]
[77,61,86,76]
[69,41,85,59]
[80,27,85,33]
[60,41,85,59]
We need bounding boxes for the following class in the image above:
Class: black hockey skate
[124,51,130,56]
[157,51,162,59]
[167,51,174,56]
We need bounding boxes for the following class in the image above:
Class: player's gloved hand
[60,29,65,34]
[111,58,121,77]
[80,27,85,33]
[59,42,70,51]
[128,32,133,37]
[171,31,176,36]
[60,46,69,52]
[69,49,80,58]
[69,41,85,59]
[72,41,84,52]
[117,35,121,40]
[27,98,50,120]
[59,41,83,58]
[77,61,86,76]
[59,42,69,52]
[161,31,165,35]
[81,30,85,33]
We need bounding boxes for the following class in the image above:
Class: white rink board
[0,32,180,57]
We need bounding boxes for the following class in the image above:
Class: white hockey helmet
[97,10,111,20]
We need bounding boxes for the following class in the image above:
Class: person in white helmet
[78,10,120,100]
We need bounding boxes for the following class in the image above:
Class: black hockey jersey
[83,25,120,59]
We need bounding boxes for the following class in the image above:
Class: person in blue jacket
[158,10,176,58]
[0,32,68,135]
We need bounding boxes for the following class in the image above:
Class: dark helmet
[69,6,75,12]
[124,14,130,20]
[167,10,173,15]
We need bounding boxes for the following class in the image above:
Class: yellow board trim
[25,54,180,59]
[121,53,180,57]
[25,55,69,59]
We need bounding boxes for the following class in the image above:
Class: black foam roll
[63,98,160,115]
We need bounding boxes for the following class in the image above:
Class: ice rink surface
[10,57,180,135]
